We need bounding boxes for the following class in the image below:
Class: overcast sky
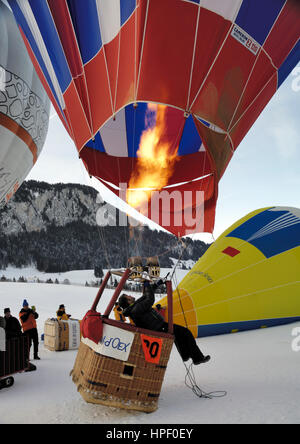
[27,67,300,243]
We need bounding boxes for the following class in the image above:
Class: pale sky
[27,67,300,243]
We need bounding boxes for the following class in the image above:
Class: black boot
[193,355,211,365]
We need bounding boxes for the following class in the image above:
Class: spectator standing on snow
[56,304,71,321]
[19,299,40,360]
[4,308,22,340]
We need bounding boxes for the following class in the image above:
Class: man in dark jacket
[4,308,22,340]
[118,280,210,365]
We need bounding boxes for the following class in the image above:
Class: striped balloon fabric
[8,0,300,236]
[0,0,50,204]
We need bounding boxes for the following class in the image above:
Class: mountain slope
[0,180,210,272]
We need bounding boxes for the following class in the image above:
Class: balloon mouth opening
[126,103,179,212]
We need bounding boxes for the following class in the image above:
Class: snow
[0,265,189,286]
[0,270,300,424]
[0,266,98,286]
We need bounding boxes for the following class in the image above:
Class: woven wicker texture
[71,329,173,412]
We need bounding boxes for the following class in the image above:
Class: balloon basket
[71,268,174,412]
[71,320,173,412]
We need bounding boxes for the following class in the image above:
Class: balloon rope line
[169,236,227,399]
[170,237,186,281]
[186,2,201,110]
[183,362,227,399]
[175,276,189,329]
[78,162,112,271]
[186,231,276,299]
[125,234,185,263]
[135,0,150,103]
[188,24,232,111]
[171,238,189,329]
[113,32,121,113]
[172,233,198,329]
[95,211,112,271]
[116,159,130,262]
[123,222,129,264]
[128,224,142,259]
[91,186,112,270]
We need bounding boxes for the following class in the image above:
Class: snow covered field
[0,264,189,286]
[0,270,299,424]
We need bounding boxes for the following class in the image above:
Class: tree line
[0,221,209,273]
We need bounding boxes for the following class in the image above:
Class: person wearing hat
[56,304,71,321]
[19,300,40,360]
[4,308,22,340]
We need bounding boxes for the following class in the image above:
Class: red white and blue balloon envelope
[7,0,300,234]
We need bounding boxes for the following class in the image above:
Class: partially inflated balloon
[7,0,300,235]
[160,207,300,337]
[0,0,50,204]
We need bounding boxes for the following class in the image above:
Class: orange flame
[127,104,178,213]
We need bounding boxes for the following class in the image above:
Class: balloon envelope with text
[7,0,300,235]
[160,207,300,337]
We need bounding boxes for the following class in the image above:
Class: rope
[170,237,187,281]
[77,159,112,271]
[184,362,227,399]
[170,237,189,328]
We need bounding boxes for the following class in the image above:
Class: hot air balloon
[0,0,50,204]
[7,0,300,236]
[159,207,300,337]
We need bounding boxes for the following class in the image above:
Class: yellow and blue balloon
[161,207,300,337]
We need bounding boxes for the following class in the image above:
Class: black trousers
[162,322,204,362]
[24,328,39,358]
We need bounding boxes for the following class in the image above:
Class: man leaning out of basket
[118,280,210,365]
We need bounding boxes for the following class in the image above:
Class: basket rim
[102,317,174,340]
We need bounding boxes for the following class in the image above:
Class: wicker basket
[71,319,173,412]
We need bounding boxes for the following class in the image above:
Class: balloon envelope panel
[0,0,50,204]
[161,207,300,337]
[7,0,300,234]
